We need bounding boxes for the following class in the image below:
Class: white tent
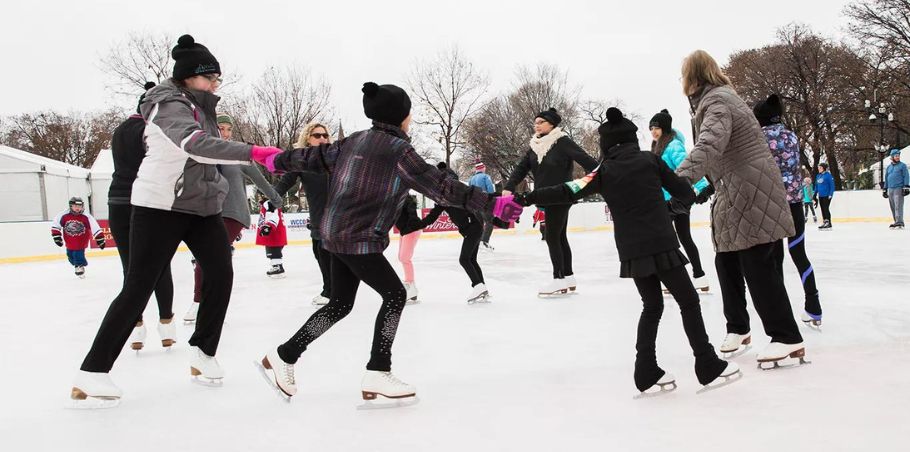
[89,149,114,220]
[0,145,91,222]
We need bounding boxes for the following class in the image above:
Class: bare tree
[99,32,173,96]
[1,109,124,168]
[408,47,489,167]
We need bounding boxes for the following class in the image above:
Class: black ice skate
[267,263,286,279]
[75,266,85,278]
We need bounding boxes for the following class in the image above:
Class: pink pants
[398,230,422,283]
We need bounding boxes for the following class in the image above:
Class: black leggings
[819,196,832,222]
[277,252,407,371]
[785,203,821,315]
[672,213,704,278]
[81,207,234,372]
[543,204,573,279]
[803,202,816,220]
[108,203,174,323]
[265,246,283,259]
[459,221,485,287]
[312,238,332,298]
[632,264,726,391]
[716,240,803,344]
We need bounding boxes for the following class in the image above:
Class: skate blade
[633,382,677,400]
[66,397,120,409]
[405,298,420,306]
[357,395,420,410]
[537,291,569,298]
[183,320,196,326]
[696,369,743,395]
[191,376,224,387]
[267,274,287,279]
[801,319,822,331]
[720,344,752,359]
[467,293,491,304]
[253,360,292,403]
[758,355,811,371]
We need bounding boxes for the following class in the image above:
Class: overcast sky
[2,0,852,143]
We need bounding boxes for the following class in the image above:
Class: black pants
[108,203,174,322]
[632,264,726,391]
[459,221,485,287]
[312,237,332,298]
[543,204,573,279]
[803,202,816,220]
[672,213,705,278]
[785,203,821,315]
[81,207,234,372]
[277,253,406,371]
[819,196,832,222]
[265,246,283,260]
[716,240,803,345]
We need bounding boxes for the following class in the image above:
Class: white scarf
[529,127,567,162]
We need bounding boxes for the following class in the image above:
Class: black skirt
[619,249,689,279]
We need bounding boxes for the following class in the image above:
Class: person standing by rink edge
[815,162,835,230]
[469,161,496,250]
[884,148,909,229]
[70,34,286,408]
[675,49,807,367]
[252,81,523,402]
[502,108,599,296]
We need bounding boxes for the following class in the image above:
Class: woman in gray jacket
[676,50,806,368]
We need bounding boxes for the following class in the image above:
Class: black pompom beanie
[171,34,221,81]
[536,108,562,127]
[362,82,412,126]
[598,107,638,153]
[753,94,783,127]
[649,109,672,132]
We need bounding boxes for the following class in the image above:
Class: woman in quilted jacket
[676,50,806,368]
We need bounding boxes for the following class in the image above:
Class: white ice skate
[565,275,578,293]
[266,260,286,279]
[696,362,742,394]
[157,318,177,348]
[312,294,329,306]
[692,276,710,293]
[800,311,822,330]
[481,242,494,252]
[128,322,146,351]
[757,342,810,370]
[404,282,419,305]
[538,278,569,297]
[69,371,122,409]
[189,346,224,386]
[75,266,85,278]
[358,370,418,410]
[719,332,752,357]
[255,349,296,401]
[183,302,199,325]
[634,371,677,399]
[467,283,491,304]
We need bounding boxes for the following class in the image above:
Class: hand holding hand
[251,146,283,173]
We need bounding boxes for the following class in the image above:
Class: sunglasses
[310,133,330,139]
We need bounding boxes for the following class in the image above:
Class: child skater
[533,208,547,241]
[395,193,427,304]
[256,194,288,278]
[51,197,105,278]
[514,107,739,395]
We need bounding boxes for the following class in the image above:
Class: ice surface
[1,223,907,451]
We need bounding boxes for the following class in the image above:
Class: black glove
[234,232,243,242]
[259,225,272,236]
[903,187,910,197]
[96,237,106,250]
[512,192,532,207]
[883,190,889,199]
[53,235,63,247]
[694,183,715,205]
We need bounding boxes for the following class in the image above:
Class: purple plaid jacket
[274,121,492,254]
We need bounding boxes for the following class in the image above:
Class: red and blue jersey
[51,210,102,250]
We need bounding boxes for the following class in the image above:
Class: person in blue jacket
[649,109,710,291]
[884,148,910,228]
[469,162,497,249]
[814,162,835,229]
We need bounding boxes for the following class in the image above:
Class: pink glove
[251,146,283,173]
[492,195,523,222]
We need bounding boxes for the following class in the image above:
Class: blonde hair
[293,122,331,148]
[681,50,732,96]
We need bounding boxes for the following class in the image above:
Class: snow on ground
[1,223,907,451]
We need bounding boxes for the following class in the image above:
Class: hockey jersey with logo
[51,210,102,250]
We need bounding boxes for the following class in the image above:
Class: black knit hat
[598,107,639,153]
[536,108,562,127]
[171,34,221,81]
[136,81,156,113]
[362,82,412,126]
[649,109,672,132]
[753,94,783,127]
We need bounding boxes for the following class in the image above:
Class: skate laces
[284,363,296,385]
[382,372,406,387]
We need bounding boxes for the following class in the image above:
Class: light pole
[864,94,894,189]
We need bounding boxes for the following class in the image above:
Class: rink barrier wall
[0,190,894,265]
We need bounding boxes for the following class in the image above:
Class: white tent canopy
[0,145,91,222]
[89,149,114,220]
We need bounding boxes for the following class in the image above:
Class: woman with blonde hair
[273,122,334,304]
[675,50,807,368]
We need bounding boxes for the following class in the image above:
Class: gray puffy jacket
[134,80,252,217]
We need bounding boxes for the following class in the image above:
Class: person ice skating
[802,177,817,223]
[676,50,806,368]
[256,194,288,277]
[815,162,835,230]
[183,112,282,323]
[252,82,523,402]
[109,81,176,351]
[469,161,496,250]
[514,107,739,394]
[272,122,333,305]
[884,148,909,229]
[754,94,824,328]
[420,162,498,304]
[533,207,547,241]
[51,197,105,278]
[394,194,427,304]
[70,34,287,408]
[648,108,710,292]
[502,107,598,296]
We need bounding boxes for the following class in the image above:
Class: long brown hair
[651,129,677,158]
[681,50,732,96]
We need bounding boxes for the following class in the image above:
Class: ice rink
[1,222,907,451]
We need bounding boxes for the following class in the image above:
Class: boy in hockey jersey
[51,197,105,277]
[256,196,288,277]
